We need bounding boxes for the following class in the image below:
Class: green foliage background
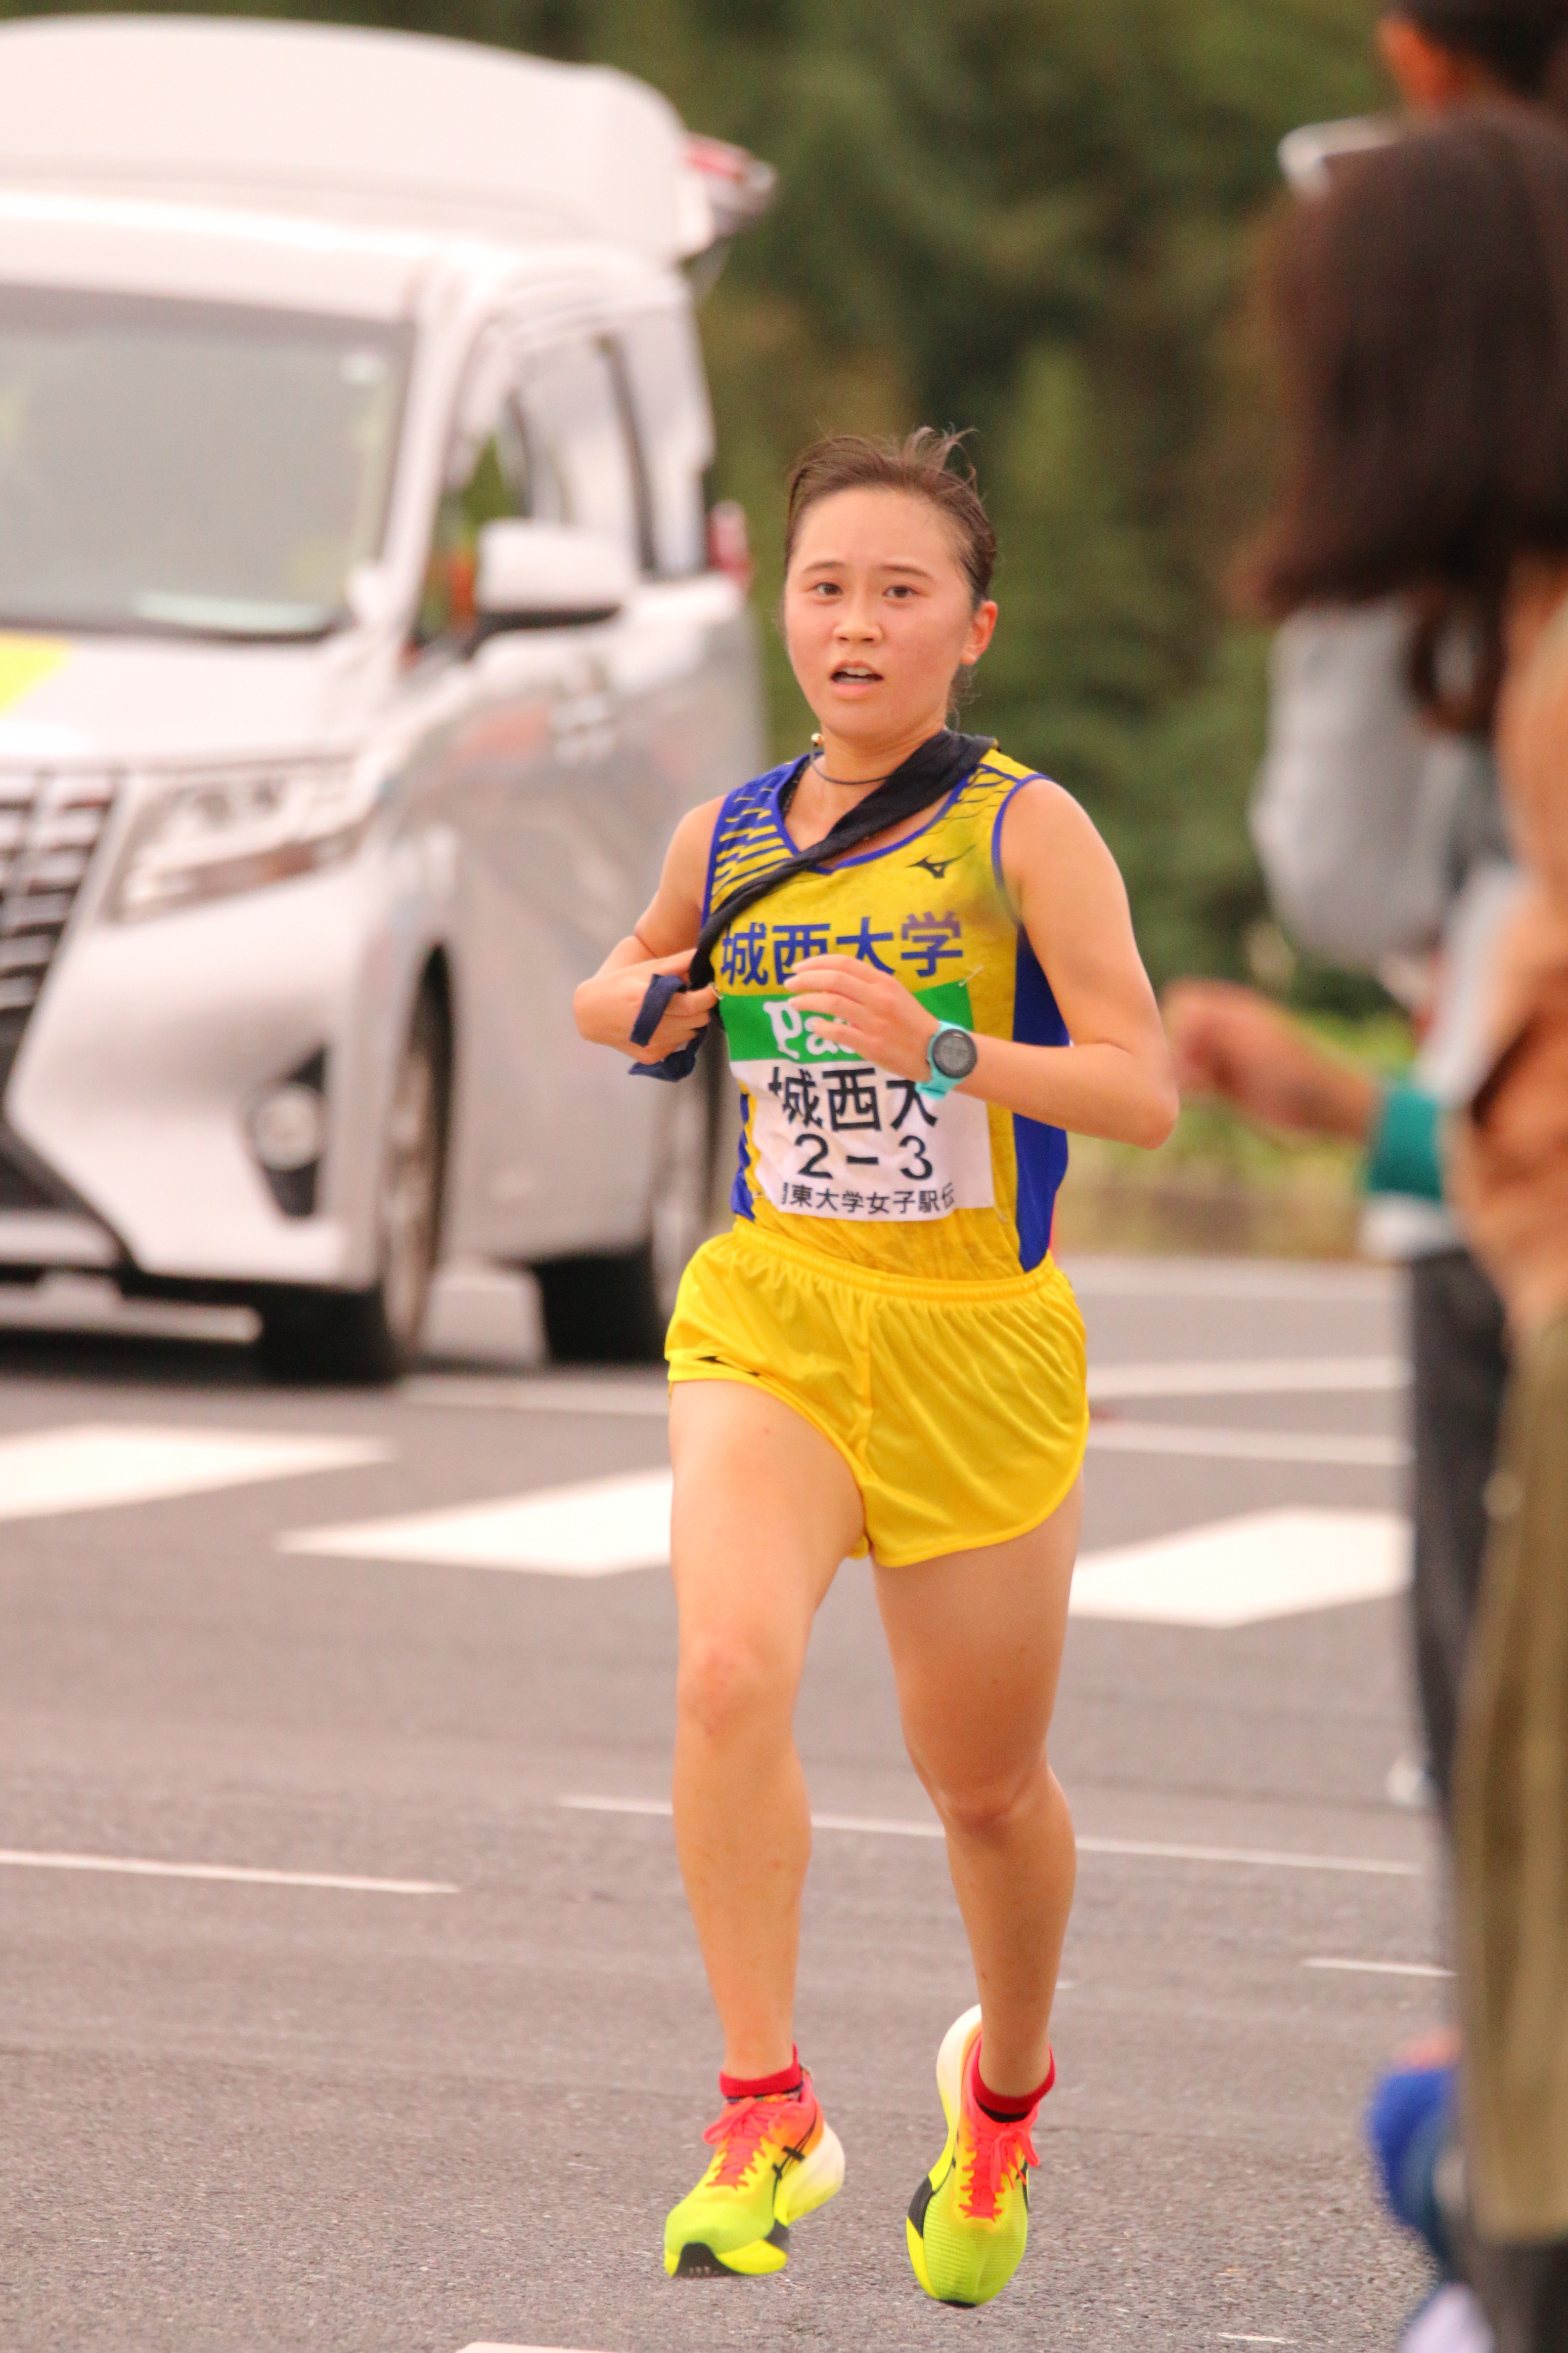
[6,0,1387,985]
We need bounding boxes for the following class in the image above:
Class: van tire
[534,1242,664,1366]
[257,986,449,1386]
[257,1283,406,1386]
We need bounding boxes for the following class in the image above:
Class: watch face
[931,1026,978,1080]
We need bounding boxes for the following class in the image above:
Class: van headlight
[112,758,382,921]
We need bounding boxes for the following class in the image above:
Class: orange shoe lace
[959,2106,1041,2221]
[703,2090,814,2190]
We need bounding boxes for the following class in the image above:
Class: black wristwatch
[917,1020,979,1103]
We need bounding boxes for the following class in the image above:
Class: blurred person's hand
[1377,13,1504,114]
[1496,561,1568,940]
[1162,978,1379,1142]
[1474,561,1568,1071]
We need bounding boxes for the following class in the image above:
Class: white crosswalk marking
[282,1469,674,1577]
[284,1490,1409,1619]
[1069,1508,1409,1627]
[0,1423,389,1521]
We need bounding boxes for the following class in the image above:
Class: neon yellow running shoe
[664,2071,845,2279]
[906,2006,1050,2307]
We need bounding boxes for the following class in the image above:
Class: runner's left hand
[784,954,942,1082]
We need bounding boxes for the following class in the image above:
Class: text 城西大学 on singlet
[706,750,1069,1284]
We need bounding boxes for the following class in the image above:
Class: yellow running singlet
[707,749,1069,1283]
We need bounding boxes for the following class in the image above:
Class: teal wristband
[1365,1080,1444,1203]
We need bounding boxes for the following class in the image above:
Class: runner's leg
[874,1481,1081,2097]
[669,1378,865,2079]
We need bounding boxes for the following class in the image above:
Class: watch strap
[917,1020,976,1104]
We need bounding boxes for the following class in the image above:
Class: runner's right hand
[573,948,719,1064]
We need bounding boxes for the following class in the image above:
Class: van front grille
[0,767,115,1083]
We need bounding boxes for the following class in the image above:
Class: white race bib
[723,987,994,1225]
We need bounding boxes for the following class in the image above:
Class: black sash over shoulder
[630,729,997,1082]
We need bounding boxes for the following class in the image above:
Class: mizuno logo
[911,852,965,880]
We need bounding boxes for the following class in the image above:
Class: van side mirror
[473,520,634,635]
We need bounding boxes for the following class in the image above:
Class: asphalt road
[0,1255,1443,2353]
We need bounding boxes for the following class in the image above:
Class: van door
[397,325,613,1266]
[447,325,659,1262]
[611,296,763,843]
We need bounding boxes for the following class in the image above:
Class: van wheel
[258,990,449,1385]
[534,1240,663,1366]
[535,1028,727,1365]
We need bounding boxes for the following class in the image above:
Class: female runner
[574,429,1177,2307]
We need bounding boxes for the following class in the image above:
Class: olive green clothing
[1455,1310,1568,2241]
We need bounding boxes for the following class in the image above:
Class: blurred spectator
[1164,965,1511,1817]
[1196,4,1568,1814]
[1253,105,1568,2351]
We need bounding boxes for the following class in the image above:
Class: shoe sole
[906,2005,984,2305]
[666,2120,846,2280]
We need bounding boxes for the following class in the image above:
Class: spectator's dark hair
[784,429,998,607]
[1248,108,1568,636]
[1393,0,1568,98]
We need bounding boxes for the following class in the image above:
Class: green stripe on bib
[721,978,973,1066]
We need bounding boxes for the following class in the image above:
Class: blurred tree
[1,0,1385,984]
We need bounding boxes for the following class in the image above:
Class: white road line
[1218,2336,1294,2345]
[0,1848,455,1894]
[0,1423,389,1522]
[563,1795,676,1819]
[458,2343,617,2352]
[1061,1256,1392,1300]
[1086,1422,1408,1467]
[402,1374,669,1418]
[559,1798,1422,1878]
[1305,1957,1452,1978]
[1070,1508,1409,1626]
[281,1470,674,1577]
[402,1359,1405,1419]
[1082,1837,1419,1877]
[1088,1357,1405,1401]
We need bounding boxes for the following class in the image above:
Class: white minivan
[0,14,769,1377]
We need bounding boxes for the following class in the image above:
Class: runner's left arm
[573,800,722,1065]
[783,781,1179,1147]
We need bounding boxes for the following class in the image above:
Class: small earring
[811,731,824,748]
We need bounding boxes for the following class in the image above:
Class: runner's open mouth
[831,664,883,682]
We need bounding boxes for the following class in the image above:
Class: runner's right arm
[572,799,723,1064]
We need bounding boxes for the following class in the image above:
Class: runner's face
[784,489,997,753]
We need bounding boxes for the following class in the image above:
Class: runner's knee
[677,1628,798,1745]
[925,1753,1051,1843]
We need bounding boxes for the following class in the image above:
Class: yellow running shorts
[666,1221,1089,1568]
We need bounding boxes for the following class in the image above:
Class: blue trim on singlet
[730,1111,756,1220]
[989,769,1047,897]
[771,770,970,868]
[1011,931,1071,1272]
[705,761,801,922]
[709,764,801,1218]
[988,777,1068,1272]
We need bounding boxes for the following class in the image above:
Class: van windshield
[0,286,411,640]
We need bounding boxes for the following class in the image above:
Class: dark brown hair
[1248,108,1568,632]
[783,428,998,607]
[1395,0,1568,97]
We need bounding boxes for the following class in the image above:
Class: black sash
[630,729,996,1081]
